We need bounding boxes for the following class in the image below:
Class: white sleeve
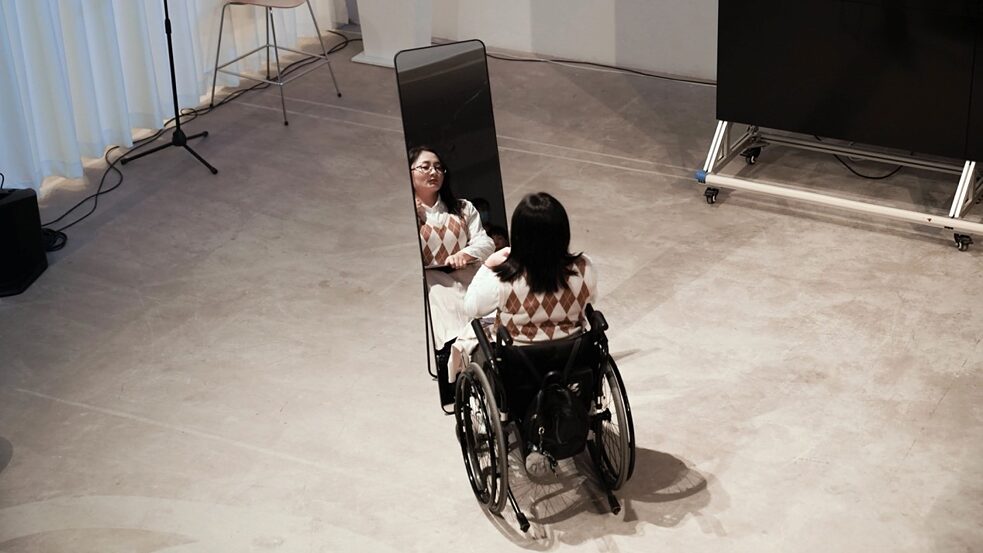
[459,201,495,262]
[464,265,502,318]
[583,255,599,305]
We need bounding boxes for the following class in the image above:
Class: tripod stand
[121,0,217,174]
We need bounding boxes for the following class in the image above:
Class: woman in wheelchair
[409,146,494,401]
[450,193,635,531]
[451,191,597,371]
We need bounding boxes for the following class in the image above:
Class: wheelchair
[453,305,636,532]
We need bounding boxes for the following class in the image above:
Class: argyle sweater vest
[495,257,593,342]
[420,214,469,268]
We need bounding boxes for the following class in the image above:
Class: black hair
[494,192,582,294]
[408,145,463,218]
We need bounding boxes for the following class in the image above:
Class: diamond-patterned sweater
[418,198,494,268]
[464,255,597,342]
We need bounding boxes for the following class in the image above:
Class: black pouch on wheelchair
[523,371,590,461]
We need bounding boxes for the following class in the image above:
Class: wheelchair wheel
[454,362,509,514]
[589,356,635,490]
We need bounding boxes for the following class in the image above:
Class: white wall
[431,0,717,81]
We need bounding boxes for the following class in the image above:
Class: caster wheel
[953,233,973,252]
[704,187,719,205]
[741,146,762,165]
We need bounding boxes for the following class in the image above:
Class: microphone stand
[121,0,217,174]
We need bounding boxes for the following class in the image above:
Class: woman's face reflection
[411,150,445,205]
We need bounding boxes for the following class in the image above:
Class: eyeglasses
[412,163,445,174]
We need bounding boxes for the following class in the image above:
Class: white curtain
[0,0,345,192]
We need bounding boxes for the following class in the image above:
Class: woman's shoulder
[473,264,509,295]
[572,253,594,273]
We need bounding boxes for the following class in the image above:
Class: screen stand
[695,121,983,251]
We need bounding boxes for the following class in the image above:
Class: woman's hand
[484,247,511,268]
[446,251,475,270]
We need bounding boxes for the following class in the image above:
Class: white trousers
[426,264,479,348]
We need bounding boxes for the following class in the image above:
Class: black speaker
[0,189,48,297]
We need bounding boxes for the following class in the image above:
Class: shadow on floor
[482,444,717,547]
[0,438,11,476]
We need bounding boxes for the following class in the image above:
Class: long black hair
[494,192,582,294]
[408,145,463,218]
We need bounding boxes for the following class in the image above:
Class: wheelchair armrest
[496,325,513,347]
[471,319,496,361]
[585,304,608,332]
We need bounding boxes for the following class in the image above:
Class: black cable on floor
[832,155,903,180]
[40,33,356,243]
[42,228,67,251]
[813,135,904,180]
[326,29,361,45]
[485,52,715,86]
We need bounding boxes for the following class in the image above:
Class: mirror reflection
[395,40,508,232]
[395,40,508,407]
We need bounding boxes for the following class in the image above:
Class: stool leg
[325,60,342,98]
[268,8,288,126]
[304,0,329,58]
[265,7,271,80]
[304,0,342,98]
[209,2,230,108]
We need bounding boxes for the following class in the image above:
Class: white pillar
[352,0,431,68]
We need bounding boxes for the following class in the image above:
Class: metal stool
[209,0,342,126]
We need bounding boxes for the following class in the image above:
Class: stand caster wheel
[740,146,762,165]
[704,187,719,205]
[954,233,973,252]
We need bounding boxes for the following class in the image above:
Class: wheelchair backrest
[498,334,595,378]
[495,334,602,460]
[496,333,601,420]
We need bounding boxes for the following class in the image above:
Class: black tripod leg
[185,131,209,140]
[120,141,173,165]
[183,145,219,174]
[130,0,217,175]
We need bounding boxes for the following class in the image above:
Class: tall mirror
[395,40,508,409]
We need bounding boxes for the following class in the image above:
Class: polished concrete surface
[1,39,982,552]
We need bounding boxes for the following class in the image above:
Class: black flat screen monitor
[717,0,983,161]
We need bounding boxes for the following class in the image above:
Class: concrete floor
[1,39,982,553]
